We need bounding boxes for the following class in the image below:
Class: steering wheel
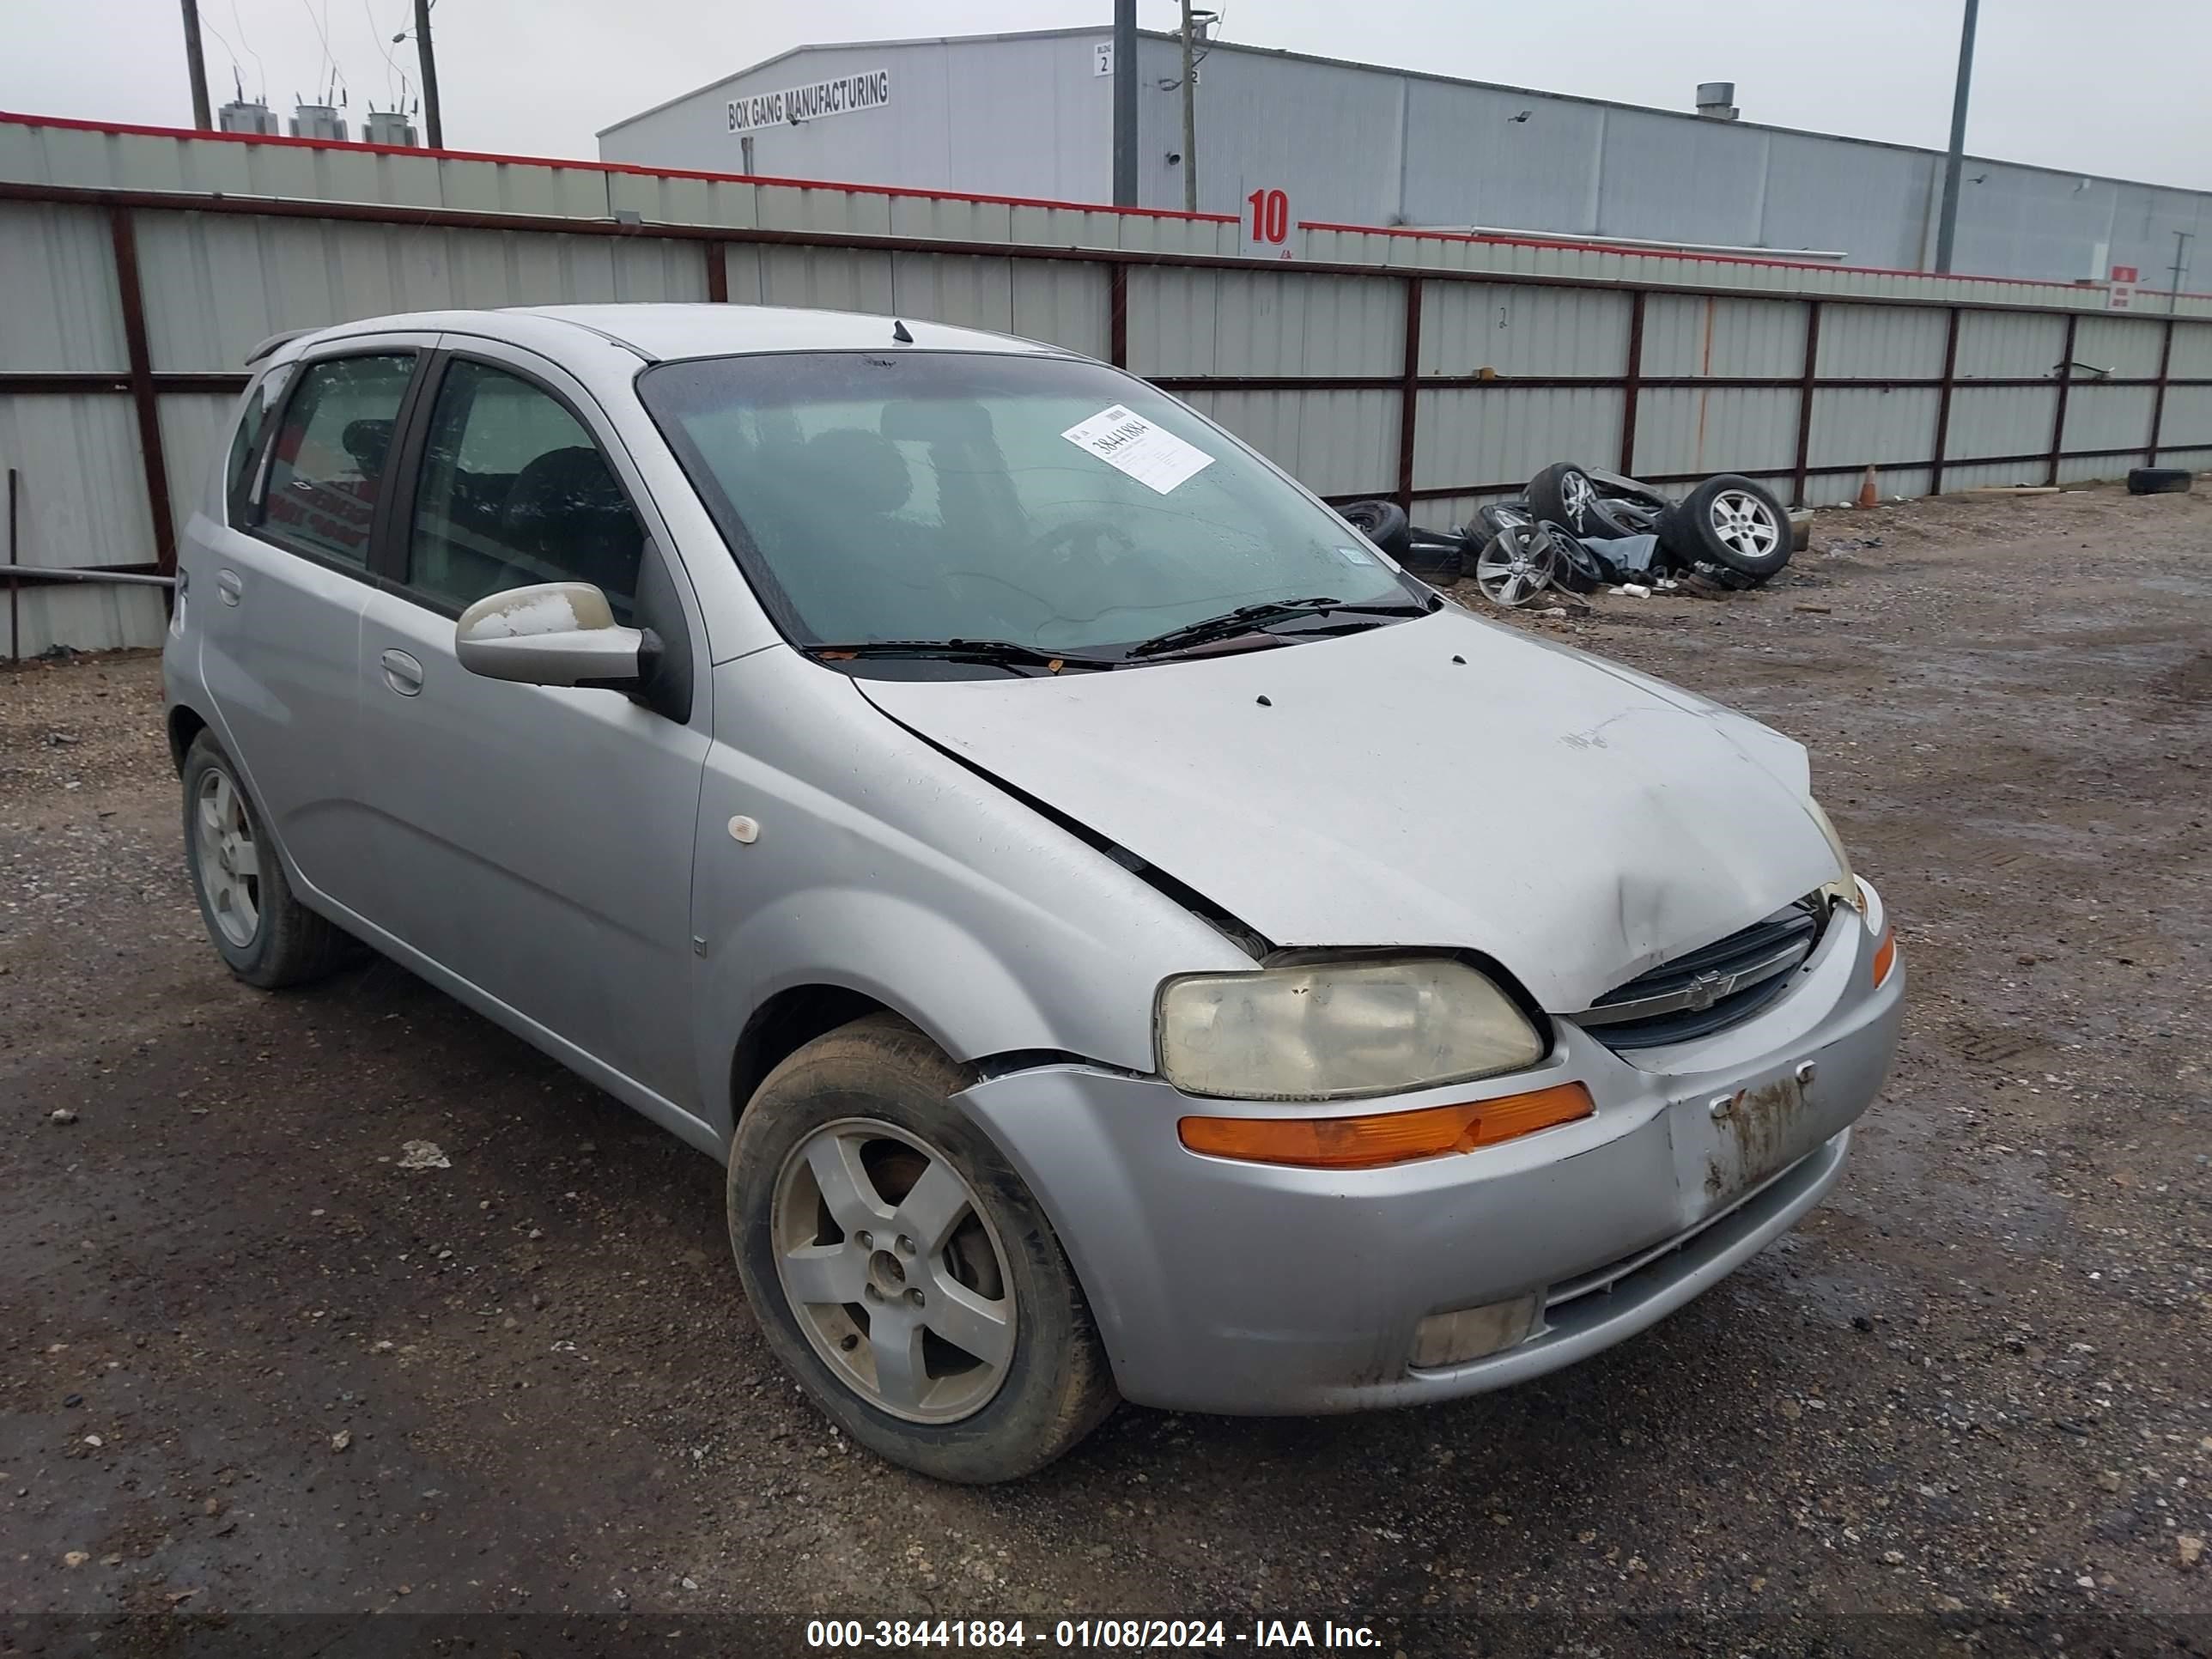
[1031,515,1139,567]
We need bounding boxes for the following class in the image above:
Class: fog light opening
[1408,1292,1541,1370]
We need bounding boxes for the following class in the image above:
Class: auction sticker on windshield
[1061,405,1216,495]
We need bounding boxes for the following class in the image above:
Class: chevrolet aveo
[166,304,1903,1482]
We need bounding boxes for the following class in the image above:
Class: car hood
[855,608,1841,1012]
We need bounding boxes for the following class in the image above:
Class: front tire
[727,1013,1117,1483]
[180,732,355,989]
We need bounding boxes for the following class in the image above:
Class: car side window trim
[241,346,425,583]
[368,349,447,587]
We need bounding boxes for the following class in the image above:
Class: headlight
[1804,796,1862,913]
[1157,957,1546,1102]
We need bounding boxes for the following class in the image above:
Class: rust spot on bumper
[1705,1078,1802,1200]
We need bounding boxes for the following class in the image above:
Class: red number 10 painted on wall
[1246,188,1290,246]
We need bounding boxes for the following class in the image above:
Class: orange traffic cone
[1856,465,1879,508]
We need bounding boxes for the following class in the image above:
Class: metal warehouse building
[599,27,2212,287]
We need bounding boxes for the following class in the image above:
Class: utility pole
[1179,0,1198,213]
[2172,230,2197,307]
[1932,0,1979,273]
[179,0,213,129]
[1111,0,1137,206]
[414,0,444,149]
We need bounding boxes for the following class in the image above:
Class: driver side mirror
[453,582,652,690]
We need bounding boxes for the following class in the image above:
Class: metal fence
[5,112,2212,656]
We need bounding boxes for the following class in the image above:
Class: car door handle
[216,569,243,606]
[380,649,424,696]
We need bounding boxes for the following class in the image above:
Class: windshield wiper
[809,639,1121,673]
[1126,596,1431,659]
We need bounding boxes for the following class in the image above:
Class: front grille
[1575,896,1825,1049]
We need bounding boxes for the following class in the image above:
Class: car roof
[273,303,1069,366]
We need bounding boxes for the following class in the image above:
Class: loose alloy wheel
[1472,524,1557,608]
[1708,488,1782,562]
[770,1117,1015,1423]
[193,766,261,948]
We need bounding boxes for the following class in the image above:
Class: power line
[228,0,267,102]
[295,0,346,105]
[364,0,405,107]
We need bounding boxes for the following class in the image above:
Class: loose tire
[1536,520,1607,593]
[1527,463,1642,540]
[1656,474,1793,585]
[727,1013,1117,1483]
[1474,501,1536,540]
[180,732,355,989]
[1397,528,1465,584]
[1335,498,1412,558]
[2127,467,2192,495]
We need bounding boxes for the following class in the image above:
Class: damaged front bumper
[954,889,1904,1415]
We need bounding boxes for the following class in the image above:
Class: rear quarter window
[223,365,292,526]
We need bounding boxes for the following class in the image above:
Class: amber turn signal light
[1870,924,1898,988]
[1178,1082,1595,1170]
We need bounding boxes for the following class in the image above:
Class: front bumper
[956,894,1904,1415]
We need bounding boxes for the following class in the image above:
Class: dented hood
[856,608,1840,1012]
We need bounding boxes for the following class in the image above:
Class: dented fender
[686,651,1254,1139]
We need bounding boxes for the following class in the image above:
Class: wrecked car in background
[167,303,1903,1483]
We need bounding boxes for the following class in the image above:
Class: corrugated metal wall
[3,114,2207,657]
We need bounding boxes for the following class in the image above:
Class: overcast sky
[7,0,2209,191]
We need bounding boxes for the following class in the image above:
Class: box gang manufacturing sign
[727,70,891,132]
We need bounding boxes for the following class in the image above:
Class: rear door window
[254,354,417,567]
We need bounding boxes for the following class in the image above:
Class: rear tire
[2127,466,2192,495]
[180,732,355,989]
[726,1013,1117,1483]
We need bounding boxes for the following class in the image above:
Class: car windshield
[637,349,1421,663]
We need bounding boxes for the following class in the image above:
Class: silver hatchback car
[165,304,1903,1482]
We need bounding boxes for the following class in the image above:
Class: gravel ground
[2,483,2209,1656]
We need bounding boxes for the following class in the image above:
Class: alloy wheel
[193,767,261,948]
[770,1117,1016,1423]
[1708,489,1781,558]
[1474,525,1557,608]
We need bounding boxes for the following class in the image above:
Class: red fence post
[1109,264,1128,370]
[1791,301,1822,507]
[107,205,178,578]
[1395,276,1422,513]
[1619,290,1646,476]
[2047,312,2079,487]
[1929,307,1961,495]
[2148,313,2175,465]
